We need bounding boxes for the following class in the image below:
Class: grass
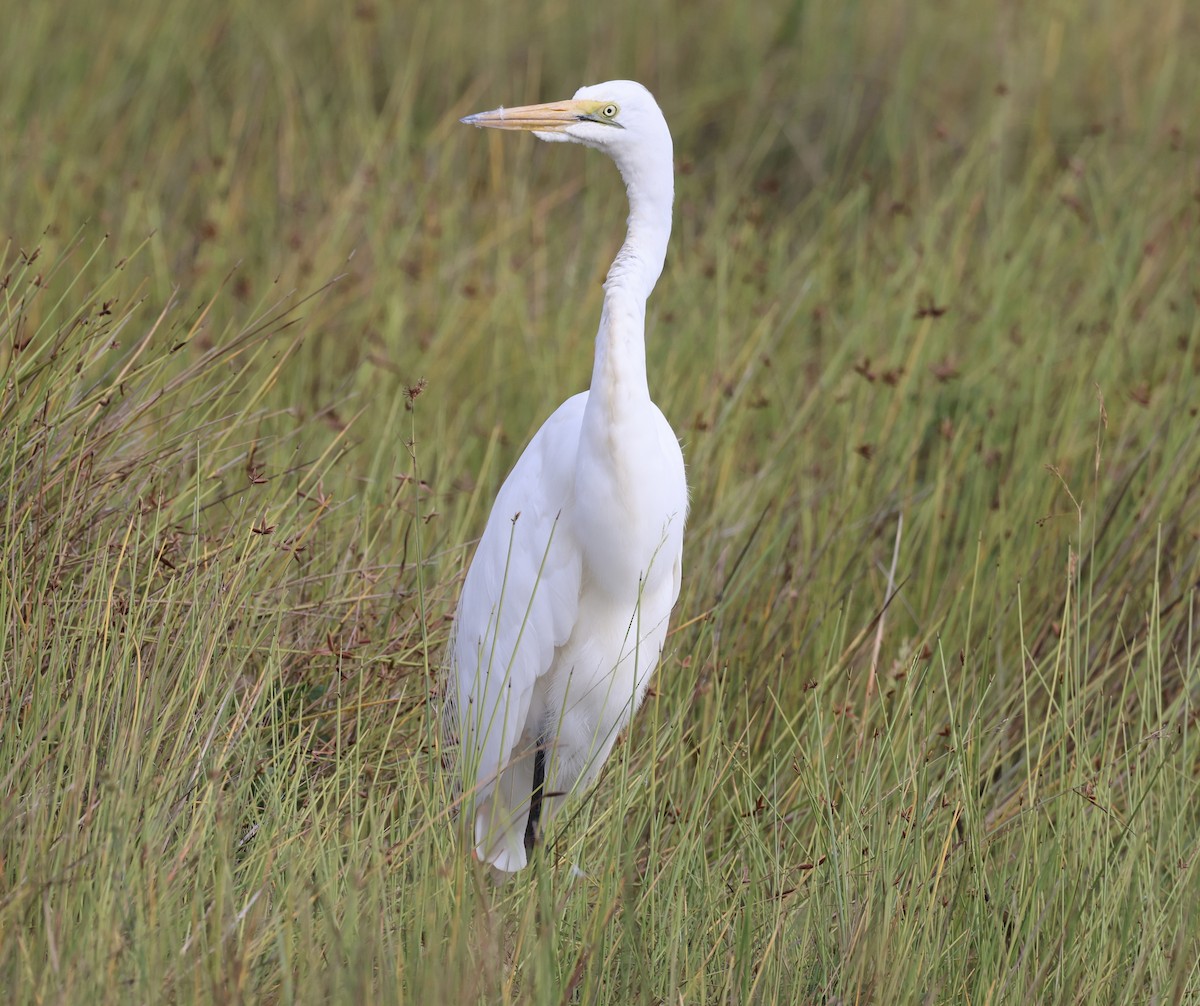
[2,0,1198,1002]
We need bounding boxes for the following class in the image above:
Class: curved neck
[605,156,674,301]
[590,153,673,405]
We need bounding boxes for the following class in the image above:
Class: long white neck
[589,151,674,405]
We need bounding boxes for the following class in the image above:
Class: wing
[446,393,586,862]
[653,403,687,608]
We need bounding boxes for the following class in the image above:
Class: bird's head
[461,80,672,174]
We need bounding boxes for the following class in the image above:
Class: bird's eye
[602,104,619,119]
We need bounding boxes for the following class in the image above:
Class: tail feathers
[474,800,529,872]
[473,745,536,872]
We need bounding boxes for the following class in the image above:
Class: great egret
[446,80,687,873]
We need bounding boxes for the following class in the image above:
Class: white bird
[446,80,687,873]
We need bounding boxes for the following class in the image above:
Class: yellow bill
[460,99,617,133]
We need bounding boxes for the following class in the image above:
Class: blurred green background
[2,0,1198,1002]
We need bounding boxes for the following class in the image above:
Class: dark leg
[524,740,547,856]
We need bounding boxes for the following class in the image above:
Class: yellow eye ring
[602,104,619,119]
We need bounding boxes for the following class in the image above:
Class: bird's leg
[523,737,548,856]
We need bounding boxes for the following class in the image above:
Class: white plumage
[447,80,686,873]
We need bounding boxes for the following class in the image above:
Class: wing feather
[446,394,586,854]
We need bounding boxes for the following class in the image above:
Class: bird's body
[447,81,686,873]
